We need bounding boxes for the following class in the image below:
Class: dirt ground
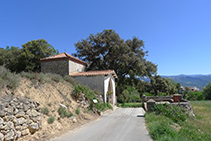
[0,78,100,141]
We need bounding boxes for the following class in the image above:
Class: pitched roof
[69,70,118,79]
[40,52,87,66]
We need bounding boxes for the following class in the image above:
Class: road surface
[51,108,152,141]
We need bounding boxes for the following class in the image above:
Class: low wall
[142,95,193,114]
[0,97,41,140]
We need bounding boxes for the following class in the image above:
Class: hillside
[142,74,211,90]
[163,74,211,90]
[0,66,112,141]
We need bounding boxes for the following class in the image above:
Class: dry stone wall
[0,97,41,140]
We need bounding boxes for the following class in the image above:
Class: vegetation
[0,66,20,91]
[48,117,55,124]
[58,107,68,118]
[146,101,211,140]
[41,107,50,116]
[120,103,142,108]
[73,29,157,99]
[203,82,211,100]
[0,39,58,73]
[75,107,80,115]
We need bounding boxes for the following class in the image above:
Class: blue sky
[1,0,211,76]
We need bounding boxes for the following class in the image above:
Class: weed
[41,107,49,115]
[76,107,80,115]
[58,107,67,118]
[48,117,55,124]
[64,75,79,86]
[48,103,52,107]
[67,112,74,117]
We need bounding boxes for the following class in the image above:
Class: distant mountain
[141,74,211,91]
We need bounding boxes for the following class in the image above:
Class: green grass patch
[48,117,55,124]
[146,101,211,141]
[120,102,142,108]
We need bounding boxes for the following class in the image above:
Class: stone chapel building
[40,52,117,105]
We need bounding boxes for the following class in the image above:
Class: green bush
[48,117,55,124]
[187,91,205,101]
[153,104,187,123]
[41,107,49,115]
[58,107,68,118]
[67,112,74,117]
[76,107,80,115]
[0,66,20,91]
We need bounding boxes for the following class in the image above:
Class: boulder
[0,132,4,141]
[28,123,39,134]
[4,121,14,130]
[14,117,25,125]
[16,111,25,118]
[21,129,30,136]
[5,130,14,141]
[0,117,3,124]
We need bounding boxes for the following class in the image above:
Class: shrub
[0,66,20,91]
[41,107,49,115]
[76,107,80,115]
[48,117,55,124]
[49,73,63,83]
[67,112,74,117]
[64,75,79,86]
[58,107,68,118]
[153,104,187,123]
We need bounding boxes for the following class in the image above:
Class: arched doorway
[107,78,113,104]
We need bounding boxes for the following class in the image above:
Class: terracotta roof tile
[40,52,87,66]
[70,70,118,79]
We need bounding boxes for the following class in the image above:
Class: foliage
[18,39,59,72]
[146,102,211,140]
[0,66,20,91]
[117,86,141,103]
[58,107,68,118]
[203,82,211,100]
[64,75,79,86]
[0,46,21,72]
[152,104,187,123]
[145,113,186,140]
[48,117,55,124]
[75,107,80,115]
[67,112,74,117]
[187,91,205,101]
[120,103,142,108]
[72,85,96,101]
[150,75,177,96]
[41,107,49,115]
[73,29,157,97]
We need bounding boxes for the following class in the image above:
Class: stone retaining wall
[0,97,41,140]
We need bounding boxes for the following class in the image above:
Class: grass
[145,101,211,141]
[120,102,142,108]
[48,117,55,124]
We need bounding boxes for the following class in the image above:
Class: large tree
[73,29,157,94]
[18,39,59,72]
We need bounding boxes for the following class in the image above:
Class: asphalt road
[51,108,152,141]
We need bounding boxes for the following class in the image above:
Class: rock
[16,111,25,118]
[29,109,40,117]
[14,117,25,125]
[0,132,4,141]
[3,115,16,122]
[22,124,28,130]
[0,111,5,117]
[59,104,67,109]
[23,105,29,112]
[55,123,62,130]
[15,131,21,138]
[15,126,21,130]
[4,121,14,130]
[36,101,40,106]
[70,117,77,123]
[29,123,39,134]
[5,130,14,141]
[21,129,30,136]
[0,117,3,124]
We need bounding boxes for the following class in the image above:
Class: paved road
[51,108,152,141]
